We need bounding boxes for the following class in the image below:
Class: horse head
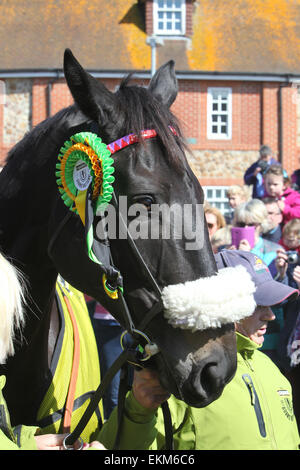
[49,50,254,408]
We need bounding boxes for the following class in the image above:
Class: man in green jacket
[97,250,300,450]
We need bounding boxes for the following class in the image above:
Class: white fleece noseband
[162,265,256,331]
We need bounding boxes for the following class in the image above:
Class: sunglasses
[235,222,257,228]
[207,223,216,229]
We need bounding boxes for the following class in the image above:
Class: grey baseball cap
[215,250,298,307]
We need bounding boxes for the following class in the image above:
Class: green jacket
[98,333,300,450]
[0,376,38,450]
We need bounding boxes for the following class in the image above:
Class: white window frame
[203,186,230,215]
[207,87,232,140]
[153,0,186,36]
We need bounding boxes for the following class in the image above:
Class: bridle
[48,126,177,449]
[49,127,170,355]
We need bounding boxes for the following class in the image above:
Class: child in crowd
[264,165,300,224]
[225,185,251,224]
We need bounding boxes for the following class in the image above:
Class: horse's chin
[176,371,234,408]
[159,376,231,409]
[173,391,223,408]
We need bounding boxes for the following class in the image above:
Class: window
[153,0,186,36]
[207,87,232,140]
[203,186,230,215]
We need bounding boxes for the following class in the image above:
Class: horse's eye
[133,195,154,211]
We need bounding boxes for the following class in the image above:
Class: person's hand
[277,199,285,212]
[254,167,262,176]
[238,239,251,251]
[275,249,288,280]
[132,368,170,410]
[292,265,300,289]
[34,433,67,450]
[83,441,106,450]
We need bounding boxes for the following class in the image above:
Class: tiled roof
[1,0,300,74]
[0,0,148,71]
[187,0,300,74]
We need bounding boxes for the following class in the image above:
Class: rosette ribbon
[56,132,122,297]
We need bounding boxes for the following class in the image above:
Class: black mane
[115,76,187,169]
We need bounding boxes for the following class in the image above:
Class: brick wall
[49,79,73,116]
[185,0,194,37]
[261,83,278,157]
[172,80,261,151]
[145,0,153,35]
[1,76,299,186]
[32,79,48,127]
[49,78,120,117]
[280,85,298,175]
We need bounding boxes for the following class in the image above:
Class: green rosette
[55,131,115,214]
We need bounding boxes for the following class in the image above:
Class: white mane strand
[0,253,25,363]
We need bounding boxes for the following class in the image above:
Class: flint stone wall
[187,149,258,179]
[3,79,31,145]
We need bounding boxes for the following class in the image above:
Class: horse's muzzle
[179,348,237,407]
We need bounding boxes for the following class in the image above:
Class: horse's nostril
[200,362,221,397]
[182,361,227,406]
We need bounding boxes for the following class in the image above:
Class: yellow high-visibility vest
[37,277,103,443]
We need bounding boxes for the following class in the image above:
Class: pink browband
[107,127,177,155]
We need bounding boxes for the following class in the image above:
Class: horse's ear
[148,60,178,107]
[63,48,115,122]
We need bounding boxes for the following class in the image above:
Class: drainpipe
[46,81,52,118]
[146,36,164,77]
[29,80,33,130]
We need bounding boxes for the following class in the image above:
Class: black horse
[0,49,238,429]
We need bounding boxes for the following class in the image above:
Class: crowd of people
[206,145,300,437]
